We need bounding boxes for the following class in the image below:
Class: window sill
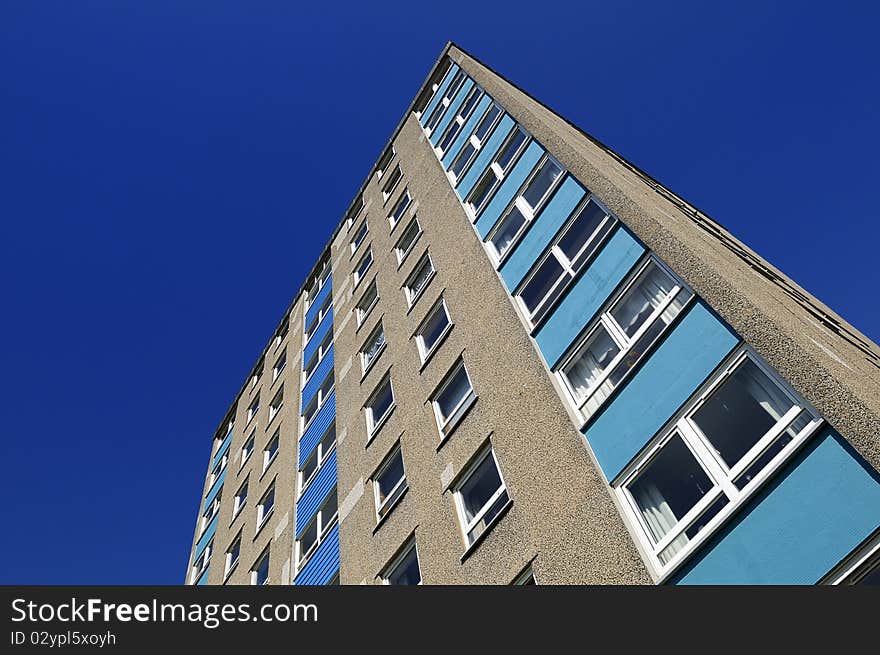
[259,455,277,483]
[366,405,396,448]
[354,296,379,335]
[253,509,274,539]
[372,485,409,534]
[404,271,436,316]
[229,506,244,527]
[223,561,238,583]
[460,499,513,563]
[360,342,387,383]
[436,393,478,452]
[417,323,454,373]
[395,234,422,271]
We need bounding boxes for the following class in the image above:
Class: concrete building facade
[186,43,880,586]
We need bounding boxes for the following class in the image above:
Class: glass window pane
[407,259,433,300]
[563,325,621,399]
[301,449,318,483]
[387,547,421,585]
[377,451,405,508]
[610,263,677,338]
[522,159,562,209]
[363,326,385,368]
[459,453,503,524]
[420,303,450,354]
[436,365,472,421]
[255,553,270,585]
[474,105,501,142]
[496,128,527,171]
[321,493,338,526]
[468,171,496,212]
[558,199,609,263]
[490,205,527,257]
[627,434,713,544]
[692,359,797,470]
[369,381,394,427]
[519,256,566,315]
[299,520,318,558]
[451,143,476,177]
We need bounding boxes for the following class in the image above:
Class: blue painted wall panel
[301,346,334,407]
[302,310,333,364]
[456,115,514,199]
[299,391,335,467]
[194,514,217,560]
[441,94,491,169]
[294,523,340,586]
[203,467,226,510]
[429,79,474,147]
[304,279,332,329]
[420,64,459,128]
[584,300,740,480]
[475,141,545,238]
[296,450,337,536]
[499,176,587,290]
[673,427,880,584]
[535,226,645,367]
[212,429,233,469]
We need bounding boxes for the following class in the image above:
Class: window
[305,259,331,312]
[302,369,334,429]
[224,534,241,578]
[381,165,402,202]
[403,253,435,308]
[256,482,275,531]
[558,257,694,421]
[191,540,212,583]
[516,197,617,326]
[272,320,288,350]
[251,548,270,585]
[449,102,502,183]
[616,348,822,576]
[453,447,510,547]
[365,374,395,439]
[263,430,279,472]
[249,365,262,390]
[201,492,221,533]
[246,395,260,425]
[345,197,364,232]
[350,220,368,255]
[241,432,255,467]
[298,422,336,495]
[826,535,880,585]
[424,69,465,133]
[381,539,421,585]
[355,279,379,328]
[373,444,407,522]
[233,480,248,519]
[272,351,286,382]
[303,331,332,383]
[388,189,412,230]
[415,297,452,363]
[268,387,283,423]
[464,127,529,218]
[431,358,476,439]
[513,567,536,585]
[296,490,338,570]
[394,218,422,264]
[487,155,565,263]
[208,453,228,487]
[305,293,332,342]
[353,248,373,287]
[436,87,483,155]
[360,322,386,374]
[376,146,395,179]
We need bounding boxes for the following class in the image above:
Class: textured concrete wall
[331,112,649,584]
[447,45,880,478]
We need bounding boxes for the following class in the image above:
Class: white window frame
[394,217,422,265]
[822,531,880,585]
[350,219,368,255]
[304,293,332,342]
[200,492,221,534]
[353,248,374,288]
[191,540,212,584]
[448,101,503,185]
[555,255,695,423]
[431,358,477,439]
[301,368,334,433]
[263,429,280,473]
[267,386,283,423]
[272,320,288,350]
[452,446,510,548]
[359,321,386,376]
[232,479,248,520]
[272,350,286,382]
[295,490,339,572]
[424,69,466,135]
[304,259,331,314]
[381,165,402,203]
[614,346,823,580]
[435,86,483,157]
[240,432,255,469]
[414,297,453,364]
[365,374,395,440]
[256,482,275,533]
[355,278,379,328]
[224,534,240,579]
[298,421,336,497]
[302,330,332,387]
[402,253,436,308]
[381,538,422,585]
[485,154,566,266]
[246,394,260,425]
[250,547,270,586]
[388,188,412,230]
[373,443,408,523]
[464,126,530,219]
[514,195,617,327]
[208,453,228,488]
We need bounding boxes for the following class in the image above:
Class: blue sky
[1,1,877,583]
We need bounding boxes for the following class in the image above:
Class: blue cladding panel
[499,176,587,290]
[304,280,332,328]
[296,450,337,536]
[584,300,740,480]
[535,226,645,367]
[429,79,475,147]
[420,64,459,128]
[673,427,880,584]
[294,523,340,586]
[441,94,491,169]
[301,346,334,407]
[302,310,333,364]
[299,391,335,467]
[212,430,233,469]
[203,467,225,510]
[475,141,545,238]
[457,115,515,199]
[195,566,210,585]
[194,514,217,560]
